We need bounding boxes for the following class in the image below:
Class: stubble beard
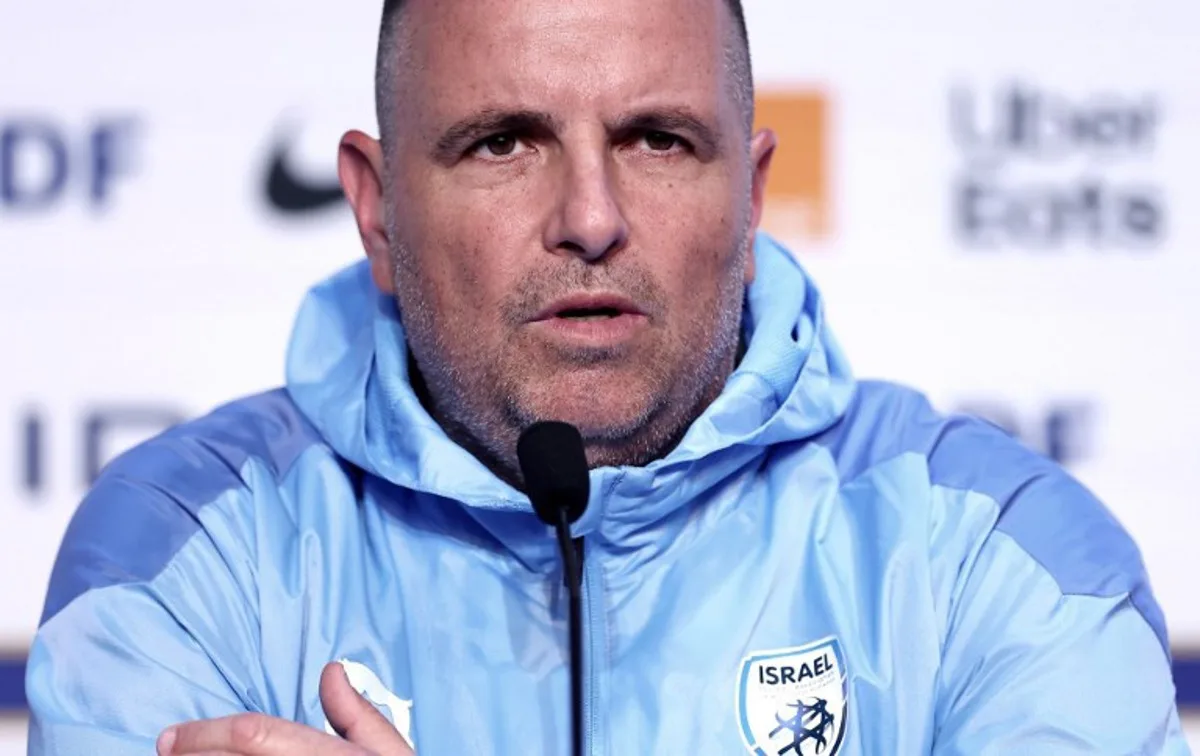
[390,236,750,490]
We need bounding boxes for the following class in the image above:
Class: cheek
[622,175,743,302]
[394,178,537,322]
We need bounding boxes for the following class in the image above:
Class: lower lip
[530,313,648,347]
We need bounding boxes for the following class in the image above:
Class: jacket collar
[286,234,855,567]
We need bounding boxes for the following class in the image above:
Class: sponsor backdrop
[1,0,1197,751]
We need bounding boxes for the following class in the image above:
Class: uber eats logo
[951,82,1165,251]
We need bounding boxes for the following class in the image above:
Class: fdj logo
[738,638,848,756]
[1,117,141,211]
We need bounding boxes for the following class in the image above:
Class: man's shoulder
[41,388,340,624]
[99,386,331,498]
[813,380,1166,649]
[816,379,1069,498]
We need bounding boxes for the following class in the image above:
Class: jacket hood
[286,234,855,547]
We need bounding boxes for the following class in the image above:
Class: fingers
[320,662,415,755]
[156,663,416,756]
[157,712,367,755]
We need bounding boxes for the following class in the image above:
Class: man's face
[341,0,774,476]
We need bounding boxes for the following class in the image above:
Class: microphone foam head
[517,421,590,526]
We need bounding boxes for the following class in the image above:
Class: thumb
[320,662,415,756]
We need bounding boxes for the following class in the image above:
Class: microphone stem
[554,510,585,756]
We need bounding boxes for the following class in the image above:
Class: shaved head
[374,0,755,150]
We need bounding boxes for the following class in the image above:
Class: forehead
[393,0,733,125]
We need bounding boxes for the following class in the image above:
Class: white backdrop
[1,0,1198,751]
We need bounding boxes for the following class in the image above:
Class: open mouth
[555,306,625,321]
[529,293,648,345]
[532,293,644,324]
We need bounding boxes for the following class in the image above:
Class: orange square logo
[754,91,832,242]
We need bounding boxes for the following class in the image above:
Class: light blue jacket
[27,236,1186,754]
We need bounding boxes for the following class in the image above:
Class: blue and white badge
[736,637,848,755]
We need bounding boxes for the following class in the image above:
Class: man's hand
[156,662,415,755]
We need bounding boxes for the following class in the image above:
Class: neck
[407,331,748,491]
[407,349,526,489]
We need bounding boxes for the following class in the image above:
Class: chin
[513,375,661,441]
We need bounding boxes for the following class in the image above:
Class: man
[25,0,1186,753]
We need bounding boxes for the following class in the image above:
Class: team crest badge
[736,637,848,755]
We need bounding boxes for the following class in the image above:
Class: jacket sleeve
[25,441,268,755]
[930,472,1189,754]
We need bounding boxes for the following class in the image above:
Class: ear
[338,130,395,294]
[744,128,778,284]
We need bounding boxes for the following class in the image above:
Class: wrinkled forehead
[390,0,737,134]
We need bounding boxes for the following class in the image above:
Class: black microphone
[517,421,589,756]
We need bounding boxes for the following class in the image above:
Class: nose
[544,150,629,263]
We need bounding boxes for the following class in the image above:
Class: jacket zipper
[581,538,604,755]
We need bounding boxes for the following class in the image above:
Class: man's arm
[157,664,413,756]
[26,440,269,755]
[931,474,1188,754]
[27,580,254,755]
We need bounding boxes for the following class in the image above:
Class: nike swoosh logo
[264,138,345,214]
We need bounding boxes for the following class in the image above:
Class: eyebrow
[610,107,723,155]
[433,109,560,161]
[430,105,725,162]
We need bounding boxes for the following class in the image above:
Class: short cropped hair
[374,0,754,148]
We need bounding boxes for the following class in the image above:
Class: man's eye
[473,134,525,158]
[643,131,682,152]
